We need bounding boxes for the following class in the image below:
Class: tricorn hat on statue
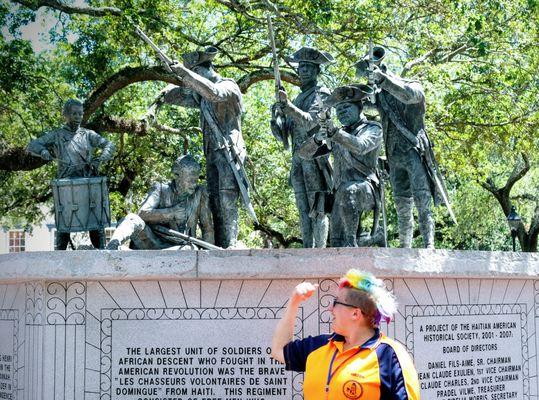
[182,46,219,69]
[324,84,374,108]
[285,47,334,65]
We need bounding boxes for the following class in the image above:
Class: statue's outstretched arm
[282,90,329,132]
[379,74,425,105]
[173,64,240,104]
[332,124,382,155]
[27,130,55,160]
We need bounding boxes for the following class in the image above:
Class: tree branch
[480,153,533,250]
[253,221,302,247]
[237,68,299,93]
[83,66,182,122]
[503,153,530,196]
[13,0,122,16]
[86,115,151,136]
[0,146,47,171]
[401,49,436,77]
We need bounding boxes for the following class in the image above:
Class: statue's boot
[313,214,329,248]
[395,196,414,248]
[415,190,435,249]
[90,228,106,249]
[106,213,145,250]
[219,189,239,249]
[296,194,314,248]
[55,232,71,250]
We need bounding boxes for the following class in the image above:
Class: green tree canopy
[1,0,538,249]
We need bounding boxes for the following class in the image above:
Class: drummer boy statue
[27,99,115,250]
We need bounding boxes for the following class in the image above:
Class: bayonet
[378,157,389,247]
[267,15,281,104]
[267,14,289,149]
[134,25,174,74]
[367,39,376,104]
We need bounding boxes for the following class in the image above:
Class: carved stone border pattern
[25,283,43,326]
[319,278,338,333]
[405,303,529,398]
[46,282,86,325]
[535,280,539,319]
[0,309,19,400]
[99,307,299,400]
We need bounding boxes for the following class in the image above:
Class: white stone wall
[0,220,55,254]
[0,248,537,400]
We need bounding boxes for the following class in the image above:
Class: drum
[51,177,111,233]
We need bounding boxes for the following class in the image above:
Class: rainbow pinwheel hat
[338,269,397,325]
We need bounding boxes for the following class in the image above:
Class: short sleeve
[377,342,420,400]
[283,334,331,372]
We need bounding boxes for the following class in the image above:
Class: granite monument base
[0,248,537,400]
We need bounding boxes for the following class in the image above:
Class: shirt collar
[62,125,79,134]
[330,328,382,352]
[343,116,368,134]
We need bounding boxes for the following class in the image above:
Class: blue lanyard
[325,348,362,399]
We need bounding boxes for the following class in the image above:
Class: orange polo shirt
[284,330,420,400]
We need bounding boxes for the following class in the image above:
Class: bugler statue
[356,46,455,248]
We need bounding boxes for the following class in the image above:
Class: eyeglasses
[332,298,359,309]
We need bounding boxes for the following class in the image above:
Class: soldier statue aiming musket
[135,25,257,249]
[298,84,385,247]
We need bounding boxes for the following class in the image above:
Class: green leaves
[1,0,538,249]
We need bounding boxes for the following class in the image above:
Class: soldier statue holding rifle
[269,45,334,248]
[298,84,385,247]
[107,155,216,250]
[137,26,257,249]
[356,45,455,248]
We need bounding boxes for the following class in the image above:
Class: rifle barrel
[134,25,174,72]
[153,225,222,250]
[267,15,281,102]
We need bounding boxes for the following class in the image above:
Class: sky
[2,2,81,52]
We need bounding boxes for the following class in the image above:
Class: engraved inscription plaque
[0,319,15,400]
[101,308,295,400]
[409,305,525,400]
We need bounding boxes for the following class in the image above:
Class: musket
[367,39,376,104]
[419,135,458,225]
[153,225,222,250]
[201,106,259,224]
[378,157,389,247]
[267,14,289,149]
[134,25,174,74]
[316,106,334,151]
[267,15,281,104]
[224,129,259,224]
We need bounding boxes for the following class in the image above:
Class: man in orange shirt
[271,269,420,400]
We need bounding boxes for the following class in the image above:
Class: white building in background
[0,213,115,253]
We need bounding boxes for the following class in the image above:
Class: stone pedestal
[0,248,537,400]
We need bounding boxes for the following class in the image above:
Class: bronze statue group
[27,41,454,251]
